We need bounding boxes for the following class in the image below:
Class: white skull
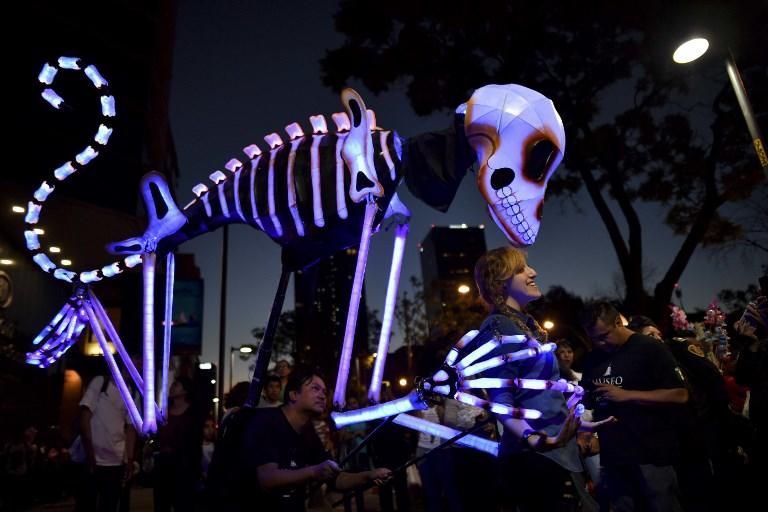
[463,84,565,246]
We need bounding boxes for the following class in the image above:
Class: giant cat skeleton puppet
[25,58,570,438]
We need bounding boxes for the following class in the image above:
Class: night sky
[169,1,764,384]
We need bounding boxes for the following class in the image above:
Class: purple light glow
[100,95,115,117]
[461,347,545,377]
[33,182,55,202]
[42,88,64,109]
[38,63,57,84]
[82,300,143,432]
[33,253,56,273]
[54,162,76,181]
[267,147,284,237]
[32,304,72,345]
[25,202,42,224]
[53,268,76,282]
[141,253,157,434]
[379,131,397,180]
[160,253,175,418]
[94,124,113,145]
[368,222,408,403]
[333,200,377,407]
[334,134,349,219]
[454,392,541,419]
[392,414,499,456]
[84,65,107,88]
[287,137,305,236]
[455,338,501,371]
[89,290,144,390]
[310,132,325,227]
[24,230,41,250]
[445,330,480,366]
[331,391,427,428]
[75,146,98,165]
[57,57,80,69]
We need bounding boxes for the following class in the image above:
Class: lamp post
[229,344,257,392]
[673,37,768,176]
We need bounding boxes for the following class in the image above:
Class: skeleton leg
[332,200,378,408]
[141,252,157,434]
[368,222,409,403]
[160,252,175,418]
[81,299,143,432]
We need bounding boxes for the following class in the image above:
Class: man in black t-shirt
[580,302,688,512]
[235,367,391,511]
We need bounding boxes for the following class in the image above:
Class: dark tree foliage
[251,310,296,363]
[321,0,767,323]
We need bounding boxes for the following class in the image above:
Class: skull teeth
[495,193,534,242]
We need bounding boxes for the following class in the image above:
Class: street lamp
[457,284,471,295]
[542,320,555,331]
[673,37,768,176]
[230,344,258,391]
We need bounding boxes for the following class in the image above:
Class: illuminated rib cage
[156,114,403,271]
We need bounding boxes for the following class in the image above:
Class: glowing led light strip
[265,134,284,237]
[310,136,325,227]
[331,391,427,428]
[81,300,143,432]
[243,146,265,230]
[380,131,396,181]
[368,222,408,403]
[286,130,305,236]
[160,253,175,418]
[392,414,499,456]
[141,253,157,434]
[333,126,349,219]
[333,200,377,407]
[27,57,127,284]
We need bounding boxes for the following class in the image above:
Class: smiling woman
[469,246,594,510]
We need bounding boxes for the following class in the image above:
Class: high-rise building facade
[294,247,369,386]
[419,225,487,335]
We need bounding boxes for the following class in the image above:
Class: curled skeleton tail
[26,57,143,284]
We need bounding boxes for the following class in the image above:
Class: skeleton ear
[341,88,384,203]
[107,172,187,255]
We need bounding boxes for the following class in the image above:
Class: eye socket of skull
[490,167,516,190]
[524,139,557,182]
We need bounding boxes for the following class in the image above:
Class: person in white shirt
[75,372,136,512]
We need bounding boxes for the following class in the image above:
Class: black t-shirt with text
[238,407,330,512]
[581,333,686,466]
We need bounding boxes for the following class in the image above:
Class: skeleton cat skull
[463,84,565,246]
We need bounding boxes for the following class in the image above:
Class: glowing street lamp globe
[457,284,471,294]
[672,37,709,64]
[543,320,555,330]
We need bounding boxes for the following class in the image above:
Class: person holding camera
[580,301,688,512]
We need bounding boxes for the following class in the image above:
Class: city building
[419,225,487,336]
[294,247,370,391]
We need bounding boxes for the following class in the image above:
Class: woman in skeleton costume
[472,247,595,512]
